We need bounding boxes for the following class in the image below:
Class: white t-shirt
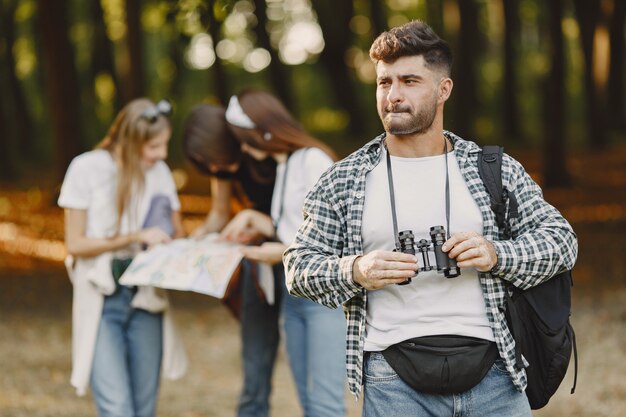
[271,147,333,244]
[58,149,181,245]
[362,148,494,351]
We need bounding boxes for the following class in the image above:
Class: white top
[271,147,333,244]
[58,149,187,395]
[59,149,180,244]
[362,149,494,351]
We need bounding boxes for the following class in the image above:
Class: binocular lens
[395,225,461,283]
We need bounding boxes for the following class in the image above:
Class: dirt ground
[0,262,363,417]
[1,258,626,417]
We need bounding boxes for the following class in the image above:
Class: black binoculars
[395,225,461,285]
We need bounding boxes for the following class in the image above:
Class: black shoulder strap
[477,145,518,239]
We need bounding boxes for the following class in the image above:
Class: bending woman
[182,104,280,417]
[58,98,187,417]
[221,89,347,417]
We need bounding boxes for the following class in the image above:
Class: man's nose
[387,83,403,103]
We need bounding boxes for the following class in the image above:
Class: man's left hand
[441,231,497,272]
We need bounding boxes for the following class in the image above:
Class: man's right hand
[352,250,418,290]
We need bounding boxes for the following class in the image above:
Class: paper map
[118,234,243,298]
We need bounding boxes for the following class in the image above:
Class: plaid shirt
[284,131,578,399]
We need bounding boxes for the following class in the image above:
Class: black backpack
[477,145,578,410]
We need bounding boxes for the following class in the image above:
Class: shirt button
[355,192,363,199]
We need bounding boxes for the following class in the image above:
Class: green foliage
[0,0,624,182]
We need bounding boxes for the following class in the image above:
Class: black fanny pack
[381,335,499,395]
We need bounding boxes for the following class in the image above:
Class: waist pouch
[381,335,499,395]
[111,257,134,284]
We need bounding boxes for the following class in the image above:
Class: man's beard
[382,96,438,135]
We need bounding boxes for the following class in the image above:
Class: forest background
[1,0,625,416]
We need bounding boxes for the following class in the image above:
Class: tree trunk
[251,0,293,109]
[369,0,388,37]
[572,0,608,148]
[426,0,445,38]
[205,0,229,105]
[451,0,480,140]
[38,0,83,180]
[0,47,17,180]
[311,0,366,138]
[91,0,121,110]
[124,0,144,101]
[608,0,625,130]
[502,0,521,142]
[543,0,570,188]
[1,0,33,158]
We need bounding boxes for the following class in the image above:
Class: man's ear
[438,78,453,102]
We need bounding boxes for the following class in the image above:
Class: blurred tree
[369,0,388,36]
[251,0,293,109]
[163,0,192,101]
[1,0,33,158]
[451,0,481,140]
[38,0,83,180]
[502,0,522,142]
[425,0,444,37]
[0,52,17,180]
[90,0,120,111]
[543,0,570,187]
[123,0,145,101]
[311,0,366,138]
[204,0,229,104]
[608,0,625,130]
[572,0,608,149]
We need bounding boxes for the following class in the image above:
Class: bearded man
[284,20,577,417]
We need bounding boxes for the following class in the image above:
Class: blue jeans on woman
[281,270,347,417]
[362,352,532,417]
[91,286,163,417]
[237,260,281,417]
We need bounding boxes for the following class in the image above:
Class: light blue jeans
[90,286,163,417]
[281,274,347,417]
[237,260,281,417]
[363,352,532,417]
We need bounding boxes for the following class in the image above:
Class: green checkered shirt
[284,131,578,398]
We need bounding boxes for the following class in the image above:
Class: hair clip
[263,132,272,141]
[225,96,257,129]
[141,99,173,123]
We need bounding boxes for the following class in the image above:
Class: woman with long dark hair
[221,89,346,417]
[182,103,280,417]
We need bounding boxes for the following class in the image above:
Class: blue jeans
[281,274,347,417]
[91,286,163,417]
[363,352,532,417]
[237,260,281,417]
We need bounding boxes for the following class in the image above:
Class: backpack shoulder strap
[477,145,518,239]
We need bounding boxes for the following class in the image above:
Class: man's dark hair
[369,20,452,76]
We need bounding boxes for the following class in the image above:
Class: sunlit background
[0,0,625,416]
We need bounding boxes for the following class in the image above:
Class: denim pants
[281,273,347,417]
[91,286,163,417]
[237,260,281,417]
[362,352,532,417]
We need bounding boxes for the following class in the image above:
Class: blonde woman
[58,98,187,417]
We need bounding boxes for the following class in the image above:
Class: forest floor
[1,145,626,416]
